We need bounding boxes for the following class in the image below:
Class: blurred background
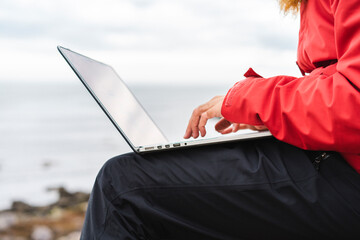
[0,0,300,238]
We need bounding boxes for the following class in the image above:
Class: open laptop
[58,46,272,153]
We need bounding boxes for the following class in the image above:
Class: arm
[222,0,360,153]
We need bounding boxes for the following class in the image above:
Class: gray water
[0,81,231,210]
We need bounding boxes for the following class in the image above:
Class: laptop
[57,46,272,153]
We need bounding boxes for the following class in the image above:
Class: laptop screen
[59,47,168,147]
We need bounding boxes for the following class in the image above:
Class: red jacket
[221,0,360,173]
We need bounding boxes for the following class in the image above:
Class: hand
[215,118,268,134]
[184,95,225,139]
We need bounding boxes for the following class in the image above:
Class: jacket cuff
[221,68,265,125]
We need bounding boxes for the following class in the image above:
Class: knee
[99,152,135,176]
[95,152,137,201]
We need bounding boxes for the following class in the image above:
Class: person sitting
[80,0,360,239]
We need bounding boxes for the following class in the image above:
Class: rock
[31,225,54,240]
[49,207,64,220]
[11,201,36,213]
[11,201,50,215]
[47,187,90,209]
[1,187,89,239]
[56,231,81,240]
[0,212,18,231]
[1,237,27,240]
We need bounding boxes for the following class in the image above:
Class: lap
[101,137,315,195]
[82,137,360,240]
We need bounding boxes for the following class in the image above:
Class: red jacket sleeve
[221,0,360,154]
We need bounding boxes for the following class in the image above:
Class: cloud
[0,0,300,83]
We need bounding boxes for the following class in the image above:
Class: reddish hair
[279,0,303,14]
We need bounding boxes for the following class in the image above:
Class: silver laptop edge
[136,131,272,153]
[57,46,272,154]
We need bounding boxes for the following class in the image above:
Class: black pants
[80,138,360,240]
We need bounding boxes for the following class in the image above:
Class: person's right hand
[184,95,225,139]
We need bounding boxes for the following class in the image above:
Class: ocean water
[0,81,231,210]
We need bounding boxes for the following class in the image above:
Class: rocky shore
[0,187,90,240]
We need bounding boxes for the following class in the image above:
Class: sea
[0,81,232,210]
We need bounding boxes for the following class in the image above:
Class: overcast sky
[0,0,301,85]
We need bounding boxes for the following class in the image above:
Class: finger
[199,104,223,137]
[220,123,241,134]
[184,124,193,139]
[236,124,259,131]
[184,107,204,139]
[190,117,201,138]
[198,104,223,137]
[247,125,258,131]
[244,125,268,131]
[254,125,268,131]
[232,123,240,132]
[184,116,196,139]
[215,118,231,132]
[190,109,204,138]
[219,125,233,134]
[198,112,209,137]
[184,116,200,139]
[237,124,250,130]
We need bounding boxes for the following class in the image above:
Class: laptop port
[173,143,181,147]
[157,145,162,149]
[165,144,170,148]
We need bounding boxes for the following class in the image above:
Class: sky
[0,0,301,85]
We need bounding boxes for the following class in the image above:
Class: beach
[0,81,231,238]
